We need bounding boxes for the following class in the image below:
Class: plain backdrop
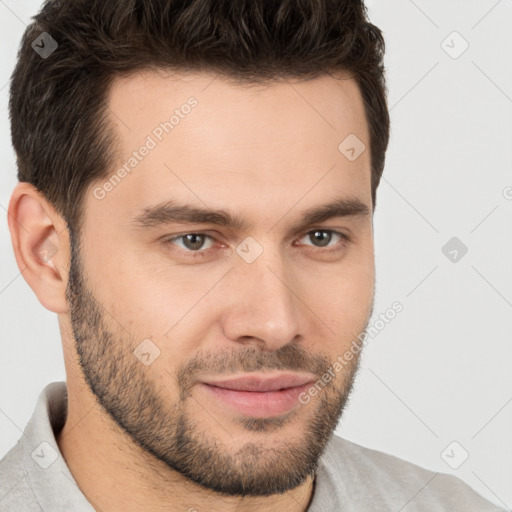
[1,0,511,509]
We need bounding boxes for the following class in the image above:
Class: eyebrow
[131,195,371,232]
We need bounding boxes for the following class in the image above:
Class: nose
[221,249,302,352]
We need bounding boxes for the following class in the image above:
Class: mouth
[197,372,316,418]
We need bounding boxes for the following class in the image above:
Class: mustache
[175,343,331,396]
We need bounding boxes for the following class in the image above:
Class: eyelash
[162,229,350,259]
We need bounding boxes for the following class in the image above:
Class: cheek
[312,277,372,337]
[301,251,374,344]
[96,263,231,371]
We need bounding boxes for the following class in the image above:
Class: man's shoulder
[0,440,40,512]
[0,382,94,512]
[321,434,507,511]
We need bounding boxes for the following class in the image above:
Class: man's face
[66,70,375,496]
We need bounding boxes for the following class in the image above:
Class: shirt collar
[20,381,95,511]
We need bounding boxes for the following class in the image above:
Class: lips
[198,373,316,417]
[201,372,316,392]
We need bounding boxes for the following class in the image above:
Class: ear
[7,182,71,314]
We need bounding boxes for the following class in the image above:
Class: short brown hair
[9,0,389,236]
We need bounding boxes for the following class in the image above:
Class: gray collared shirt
[0,382,507,511]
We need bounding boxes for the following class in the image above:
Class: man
[0,0,506,510]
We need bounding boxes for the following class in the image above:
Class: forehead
[107,68,369,147]
[89,69,371,231]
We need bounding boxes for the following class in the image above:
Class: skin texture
[8,69,375,511]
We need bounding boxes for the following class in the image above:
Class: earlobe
[7,182,70,314]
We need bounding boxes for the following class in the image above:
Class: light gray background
[1,0,511,508]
